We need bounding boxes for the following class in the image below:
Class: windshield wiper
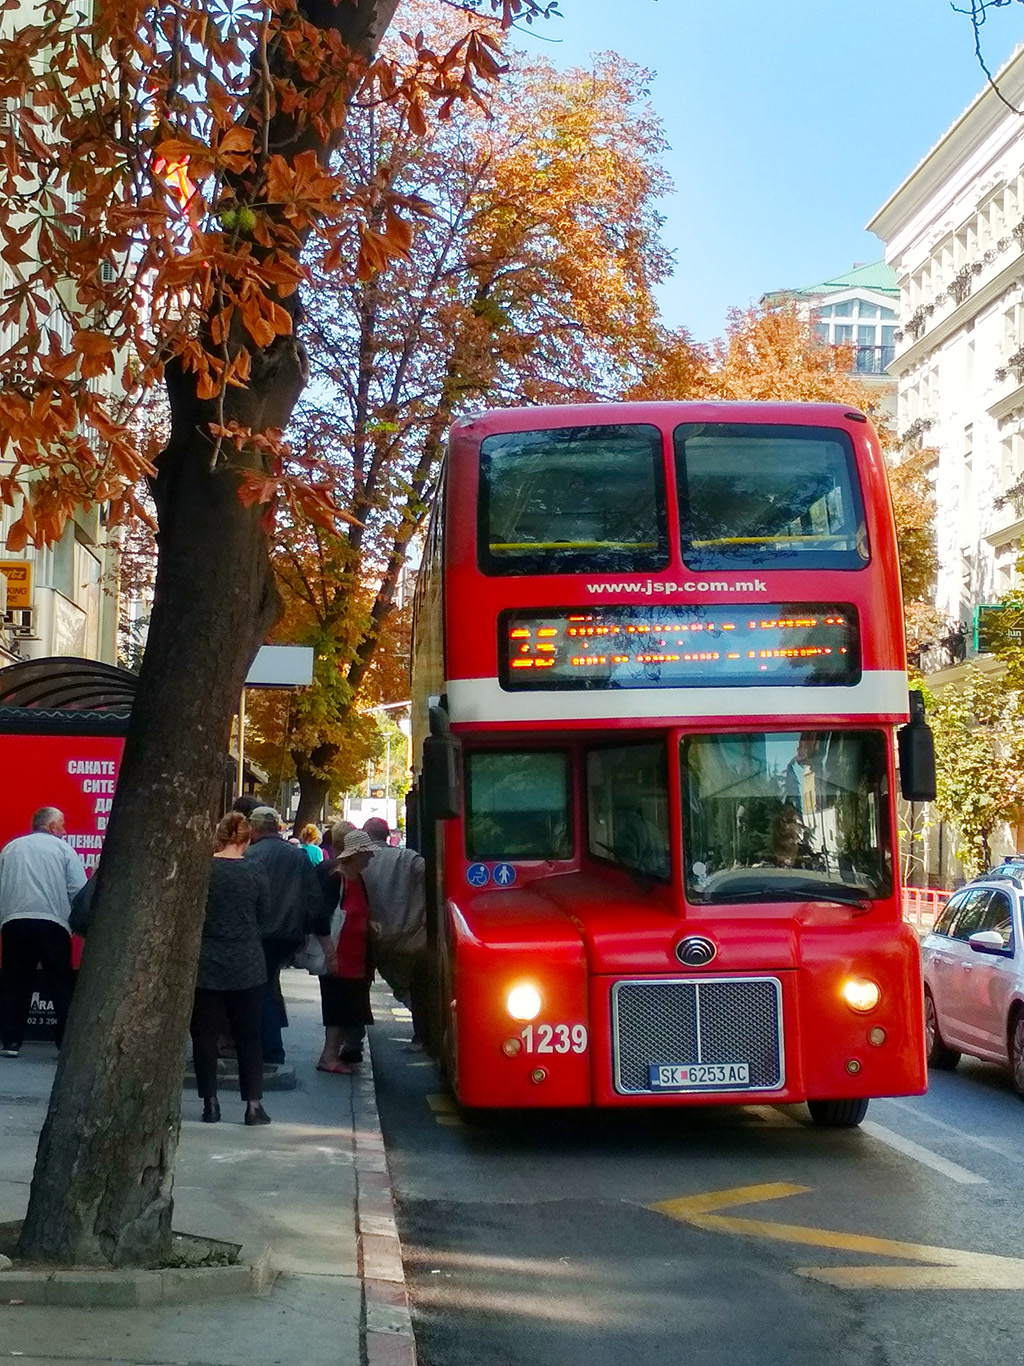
[799,889,872,912]
[701,879,873,912]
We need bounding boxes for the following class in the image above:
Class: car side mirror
[968,929,1008,955]
[898,690,936,802]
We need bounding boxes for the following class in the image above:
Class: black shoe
[202,1098,221,1123]
[245,1103,271,1126]
[339,1051,363,1065]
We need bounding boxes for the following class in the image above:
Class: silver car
[921,873,1024,1093]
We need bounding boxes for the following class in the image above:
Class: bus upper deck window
[478,424,668,576]
[674,423,869,570]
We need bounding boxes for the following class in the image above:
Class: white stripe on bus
[445,671,909,724]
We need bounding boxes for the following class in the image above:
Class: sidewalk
[0,971,416,1366]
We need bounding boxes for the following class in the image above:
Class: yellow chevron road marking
[426,1092,465,1127]
[649,1183,1024,1289]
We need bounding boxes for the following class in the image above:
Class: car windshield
[682,730,891,904]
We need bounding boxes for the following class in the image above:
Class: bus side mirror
[898,691,936,802]
[423,705,462,820]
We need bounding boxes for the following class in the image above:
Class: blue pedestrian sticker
[492,863,516,888]
[466,863,490,888]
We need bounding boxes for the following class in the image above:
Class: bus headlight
[841,978,880,1013]
[506,984,542,1021]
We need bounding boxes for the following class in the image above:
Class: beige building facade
[870,47,1024,637]
[870,46,1024,882]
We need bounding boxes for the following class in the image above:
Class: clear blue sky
[515,0,1024,344]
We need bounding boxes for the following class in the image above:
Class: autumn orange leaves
[0,0,536,554]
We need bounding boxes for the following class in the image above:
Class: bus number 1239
[521,1024,589,1054]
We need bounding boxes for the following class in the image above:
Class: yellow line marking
[426,1092,465,1127]
[649,1184,1024,1289]
[654,1182,811,1216]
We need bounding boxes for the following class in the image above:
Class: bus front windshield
[682,731,891,905]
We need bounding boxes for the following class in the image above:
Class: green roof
[783,260,899,299]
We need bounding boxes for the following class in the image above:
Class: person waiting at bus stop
[0,807,86,1057]
[243,806,322,1067]
[360,817,430,1050]
[190,812,272,1126]
[315,829,376,1072]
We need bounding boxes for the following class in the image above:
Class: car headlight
[841,978,881,1013]
[506,984,542,1021]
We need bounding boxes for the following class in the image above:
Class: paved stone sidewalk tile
[365,1330,418,1366]
[364,1277,409,1308]
[0,1274,359,1366]
[0,972,416,1364]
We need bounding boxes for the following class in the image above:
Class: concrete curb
[353,1059,417,1366]
[0,1225,275,1307]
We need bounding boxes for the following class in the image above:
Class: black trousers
[408,953,433,1050]
[0,919,73,1050]
[190,985,264,1102]
[375,945,432,1048]
[260,938,295,1065]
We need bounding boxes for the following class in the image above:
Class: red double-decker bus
[410,401,932,1127]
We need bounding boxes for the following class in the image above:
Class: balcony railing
[853,345,895,375]
[993,479,1024,524]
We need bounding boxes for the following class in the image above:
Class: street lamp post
[368,701,410,826]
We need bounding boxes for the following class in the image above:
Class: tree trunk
[17,349,294,1266]
[15,0,407,1265]
[292,750,334,835]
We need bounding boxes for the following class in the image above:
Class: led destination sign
[501,604,860,690]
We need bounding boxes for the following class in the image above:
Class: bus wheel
[807,1098,869,1128]
[925,988,960,1070]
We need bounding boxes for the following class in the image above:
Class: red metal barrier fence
[903,887,949,933]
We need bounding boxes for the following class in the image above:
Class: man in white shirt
[0,806,87,1057]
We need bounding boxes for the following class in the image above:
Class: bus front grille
[611,977,784,1094]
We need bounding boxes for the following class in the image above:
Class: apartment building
[762,260,900,423]
[0,6,122,672]
[870,45,1024,638]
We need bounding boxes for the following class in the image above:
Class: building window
[996,543,1019,595]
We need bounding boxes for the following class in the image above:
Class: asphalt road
[369,989,1024,1366]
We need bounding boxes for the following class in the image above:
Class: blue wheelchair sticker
[492,863,516,888]
[466,863,490,888]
